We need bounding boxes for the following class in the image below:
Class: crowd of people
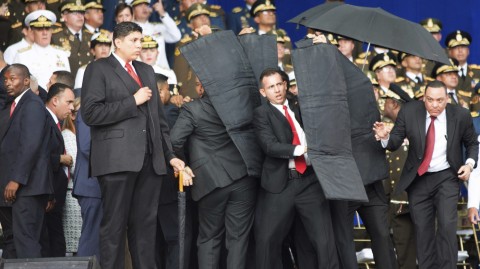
[0,0,480,269]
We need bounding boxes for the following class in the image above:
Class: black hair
[425,80,447,95]
[52,70,74,88]
[113,22,142,44]
[46,83,71,103]
[6,64,31,79]
[259,68,282,88]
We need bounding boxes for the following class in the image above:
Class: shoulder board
[232,7,242,13]
[358,51,371,58]
[210,12,218,18]
[210,4,221,10]
[17,45,32,53]
[395,77,405,83]
[52,27,63,34]
[471,111,479,117]
[458,90,472,97]
[180,35,192,43]
[284,36,291,42]
[51,44,68,52]
[100,29,110,34]
[355,58,368,65]
[425,76,435,82]
[47,0,59,4]
[54,22,62,27]
[11,21,22,29]
[175,20,181,26]
[469,64,480,70]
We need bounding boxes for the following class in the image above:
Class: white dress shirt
[447,89,458,103]
[271,99,310,168]
[458,62,468,77]
[406,71,423,83]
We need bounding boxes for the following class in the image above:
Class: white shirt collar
[270,99,289,110]
[14,88,30,105]
[84,24,97,33]
[46,106,59,124]
[406,71,422,81]
[67,26,82,40]
[426,108,446,122]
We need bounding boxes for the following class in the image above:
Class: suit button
[142,129,146,132]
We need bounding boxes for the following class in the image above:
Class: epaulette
[458,90,472,98]
[232,7,242,13]
[100,29,110,35]
[355,58,368,65]
[395,77,405,83]
[180,35,192,43]
[11,21,22,29]
[469,64,480,70]
[210,12,218,18]
[425,76,435,82]
[54,22,62,27]
[471,111,479,117]
[210,4,221,10]
[284,36,291,42]
[175,20,181,26]
[52,44,68,51]
[52,27,63,34]
[47,0,59,4]
[358,51,371,59]
[17,45,32,53]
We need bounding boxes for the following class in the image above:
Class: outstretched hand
[373,121,390,141]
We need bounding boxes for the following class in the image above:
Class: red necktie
[283,105,307,174]
[125,63,142,87]
[57,122,61,131]
[418,116,436,176]
[10,101,16,117]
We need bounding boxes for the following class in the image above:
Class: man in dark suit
[170,84,257,269]
[42,83,75,257]
[0,64,53,258]
[81,22,187,269]
[374,80,479,268]
[73,109,102,258]
[253,68,338,269]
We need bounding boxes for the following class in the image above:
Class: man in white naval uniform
[127,0,181,68]
[13,10,70,90]
[4,24,34,64]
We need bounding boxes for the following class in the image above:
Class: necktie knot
[415,76,422,83]
[74,33,80,41]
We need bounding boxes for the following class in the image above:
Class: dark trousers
[98,154,162,269]
[197,176,257,269]
[0,206,16,258]
[12,195,48,258]
[407,169,459,269]
[41,201,66,257]
[255,169,338,269]
[390,205,417,269]
[77,196,102,258]
[348,181,397,269]
[294,200,357,269]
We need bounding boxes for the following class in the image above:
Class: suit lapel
[289,101,303,127]
[3,90,30,138]
[132,61,147,87]
[416,103,427,152]
[108,55,139,94]
[268,102,290,133]
[446,105,456,152]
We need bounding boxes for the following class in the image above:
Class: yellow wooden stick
[179,170,184,193]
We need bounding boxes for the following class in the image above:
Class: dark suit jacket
[170,96,248,201]
[46,112,68,205]
[81,54,175,177]
[253,100,302,194]
[386,101,479,193]
[0,90,53,206]
[72,111,101,199]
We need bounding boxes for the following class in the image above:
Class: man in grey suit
[374,80,479,269]
[170,85,258,269]
[81,22,189,269]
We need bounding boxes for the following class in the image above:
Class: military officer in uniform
[227,0,257,35]
[128,0,181,69]
[51,0,93,77]
[3,20,33,64]
[83,0,109,35]
[173,3,210,99]
[432,59,475,113]
[370,52,414,107]
[445,30,480,93]
[7,0,47,46]
[381,86,417,269]
[13,9,70,89]
[269,30,292,73]
[396,52,433,96]
[74,31,110,89]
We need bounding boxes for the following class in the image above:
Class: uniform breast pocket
[102,129,124,140]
